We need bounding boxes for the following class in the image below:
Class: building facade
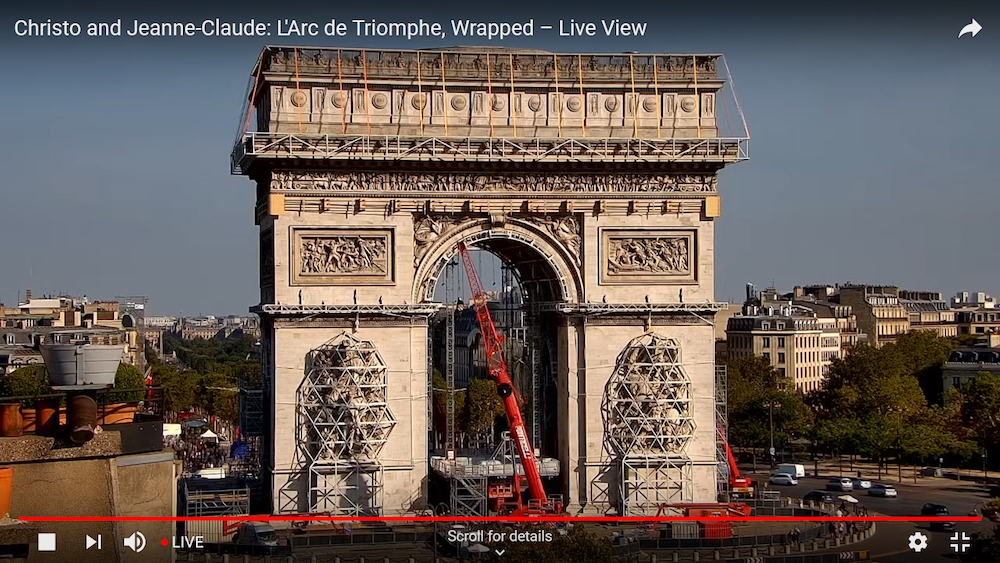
[837,285,910,347]
[898,290,957,338]
[726,308,841,393]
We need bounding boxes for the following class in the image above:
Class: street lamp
[765,400,781,469]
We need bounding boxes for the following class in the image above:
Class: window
[777,322,785,330]
[778,352,785,363]
[762,322,770,330]
[763,352,771,361]
[763,337,771,347]
[778,337,785,347]
[977,327,985,334]
[953,377,961,388]
[3,333,13,345]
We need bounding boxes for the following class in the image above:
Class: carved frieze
[292,228,394,285]
[601,229,696,284]
[271,172,717,194]
[266,49,719,81]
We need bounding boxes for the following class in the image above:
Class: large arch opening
[419,223,574,516]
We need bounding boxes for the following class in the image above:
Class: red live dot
[160,538,169,546]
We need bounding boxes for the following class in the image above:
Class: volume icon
[123,531,146,553]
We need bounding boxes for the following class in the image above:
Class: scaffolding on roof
[232,134,748,173]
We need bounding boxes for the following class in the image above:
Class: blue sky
[1,1,997,315]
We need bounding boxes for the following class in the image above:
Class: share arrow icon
[958,18,982,38]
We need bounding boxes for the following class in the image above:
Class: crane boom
[457,243,547,503]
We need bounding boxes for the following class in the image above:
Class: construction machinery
[719,427,754,497]
[457,242,563,516]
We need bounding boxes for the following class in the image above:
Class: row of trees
[150,334,259,424]
[728,331,1000,476]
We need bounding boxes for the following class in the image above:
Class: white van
[776,464,805,478]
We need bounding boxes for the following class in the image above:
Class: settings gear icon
[908,531,929,552]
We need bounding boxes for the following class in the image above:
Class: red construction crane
[457,243,547,504]
[719,427,754,496]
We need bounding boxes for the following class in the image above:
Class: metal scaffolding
[297,332,396,515]
[715,364,728,501]
[603,333,695,515]
[232,133,748,173]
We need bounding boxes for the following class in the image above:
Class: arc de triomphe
[231,47,747,517]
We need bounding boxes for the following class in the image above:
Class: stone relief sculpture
[529,215,581,265]
[412,214,476,266]
[271,172,717,193]
[608,237,690,275]
[300,236,388,275]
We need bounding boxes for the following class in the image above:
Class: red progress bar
[19,516,983,522]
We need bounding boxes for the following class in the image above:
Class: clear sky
[1,1,997,316]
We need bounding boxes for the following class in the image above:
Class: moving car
[826,478,854,492]
[853,479,871,489]
[769,473,797,486]
[803,491,835,503]
[868,484,897,497]
[921,503,956,531]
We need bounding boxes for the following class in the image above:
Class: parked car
[769,473,798,486]
[826,478,854,492]
[921,503,956,531]
[803,491,835,503]
[853,479,872,489]
[988,485,1000,498]
[868,484,897,497]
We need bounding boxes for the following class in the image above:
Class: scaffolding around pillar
[715,364,729,501]
[620,457,693,514]
[296,332,396,516]
[603,332,696,515]
[309,461,385,517]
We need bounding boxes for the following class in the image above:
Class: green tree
[106,363,146,403]
[0,365,50,406]
[959,371,1000,469]
[152,364,199,413]
[198,372,239,423]
[892,331,954,404]
[431,369,466,447]
[962,525,1000,563]
[726,355,812,460]
[465,377,506,439]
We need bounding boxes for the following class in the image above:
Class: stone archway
[237,46,745,517]
[412,214,584,305]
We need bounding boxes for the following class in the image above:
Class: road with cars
[748,470,995,561]
[749,470,992,517]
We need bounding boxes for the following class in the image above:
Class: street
[748,470,995,561]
